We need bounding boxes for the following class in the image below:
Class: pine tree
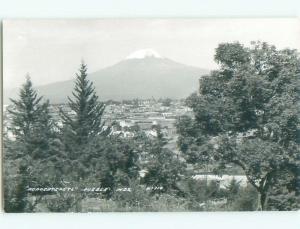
[5,76,57,212]
[4,163,28,212]
[8,76,53,159]
[60,62,106,149]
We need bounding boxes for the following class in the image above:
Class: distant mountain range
[4,49,209,104]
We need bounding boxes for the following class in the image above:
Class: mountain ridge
[4,54,209,104]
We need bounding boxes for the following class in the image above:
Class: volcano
[5,49,209,103]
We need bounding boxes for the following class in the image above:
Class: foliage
[176,178,226,210]
[177,41,300,210]
[83,135,141,198]
[229,185,259,211]
[161,98,172,107]
[225,178,241,203]
[60,62,106,149]
[4,42,299,212]
[4,77,61,212]
[142,125,186,193]
[59,62,109,182]
[7,76,56,159]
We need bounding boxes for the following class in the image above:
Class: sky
[3,18,300,89]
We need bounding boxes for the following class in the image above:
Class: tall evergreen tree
[60,62,106,149]
[5,76,57,212]
[8,76,54,159]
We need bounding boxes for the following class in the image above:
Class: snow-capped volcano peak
[125,49,163,59]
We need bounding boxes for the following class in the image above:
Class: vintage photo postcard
[2,19,299,212]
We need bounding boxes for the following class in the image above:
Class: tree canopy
[177,41,300,210]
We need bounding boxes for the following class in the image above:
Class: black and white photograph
[2,18,299,212]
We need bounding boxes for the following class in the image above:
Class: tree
[4,162,28,212]
[77,135,140,199]
[143,125,186,193]
[7,77,62,164]
[161,98,172,107]
[177,41,300,210]
[5,76,58,212]
[225,178,241,203]
[60,62,106,154]
[7,76,55,159]
[59,62,109,185]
